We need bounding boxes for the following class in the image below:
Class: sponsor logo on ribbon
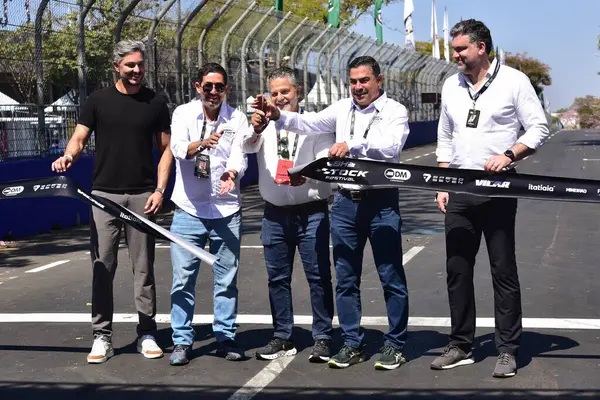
[384,168,411,182]
[1,186,24,197]
[475,179,510,188]
[423,173,464,185]
[33,184,68,191]
[528,184,554,192]
[566,188,587,194]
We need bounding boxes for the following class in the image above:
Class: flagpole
[404,0,415,50]
[443,7,450,62]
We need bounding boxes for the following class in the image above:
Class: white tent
[0,91,20,112]
[45,91,77,113]
[301,74,342,109]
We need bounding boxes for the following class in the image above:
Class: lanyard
[275,108,303,160]
[276,130,299,160]
[199,117,210,141]
[467,60,501,107]
[349,107,380,140]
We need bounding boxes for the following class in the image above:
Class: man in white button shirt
[244,67,335,363]
[168,63,248,366]
[252,56,411,371]
[431,20,549,378]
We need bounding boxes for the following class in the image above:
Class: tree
[504,52,551,97]
[555,107,568,113]
[414,40,451,61]
[571,95,600,129]
[255,0,398,26]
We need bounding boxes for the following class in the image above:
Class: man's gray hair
[266,67,299,87]
[113,40,146,65]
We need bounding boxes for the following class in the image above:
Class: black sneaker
[256,337,297,360]
[374,343,407,370]
[169,344,192,366]
[216,340,245,361]
[308,339,331,363]
[430,345,475,370]
[327,344,365,369]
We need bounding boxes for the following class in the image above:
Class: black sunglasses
[202,82,226,93]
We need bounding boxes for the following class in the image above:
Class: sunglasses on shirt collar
[202,82,227,93]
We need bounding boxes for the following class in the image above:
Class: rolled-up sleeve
[348,103,410,160]
[275,104,338,135]
[515,74,550,150]
[242,124,265,154]
[436,86,454,163]
[226,112,249,177]
[170,105,191,160]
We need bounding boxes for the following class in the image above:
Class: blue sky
[351,0,600,110]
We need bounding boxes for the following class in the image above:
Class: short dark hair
[266,67,299,86]
[197,62,228,84]
[348,56,381,76]
[449,19,493,55]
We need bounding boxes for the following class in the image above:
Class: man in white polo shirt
[252,57,411,371]
[431,19,549,378]
[244,67,335,363]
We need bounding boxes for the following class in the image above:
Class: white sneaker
[87,336,114,364]
[137,335,163,359]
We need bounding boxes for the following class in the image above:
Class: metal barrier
[0,0,457,162]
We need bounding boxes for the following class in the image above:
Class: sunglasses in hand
[202,82,226,93]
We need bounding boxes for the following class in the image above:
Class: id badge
[194,154,210,179]
[466,109,480,128]
[275,159,294,185]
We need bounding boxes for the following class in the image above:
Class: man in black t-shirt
[52,40,173,364]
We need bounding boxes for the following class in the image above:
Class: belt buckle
[349,190,362,201]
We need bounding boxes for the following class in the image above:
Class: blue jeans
[170,208,241,345]
[331,189,409,350]
[261,201,334,341]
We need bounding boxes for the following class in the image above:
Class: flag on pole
[374,0,383,45]
[274,0,283,12]
[499,48,506,65]
[404,0,415,50]
[443,7,450,62]
[431,0,440,59]
[327,0,340,28]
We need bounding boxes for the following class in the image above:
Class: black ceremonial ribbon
[0,175,217,265]
[289,157,600,204]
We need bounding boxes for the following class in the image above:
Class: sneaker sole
[327,356,365,369]
[374,361,401,371]
[170,359,190,366]
[87,349,114,364]
[430,358,475,370]
[137,345,164,359]
[493,371,516,378]
[256,348,297,360]
[308,354,330,363]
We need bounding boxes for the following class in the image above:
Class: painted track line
[2,313,600,330]
[228,356,295,400]
[25,260,69,274]
[403,246,424,264]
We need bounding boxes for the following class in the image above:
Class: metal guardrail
[0,0,457,161]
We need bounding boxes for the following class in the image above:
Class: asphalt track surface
[1,129,600,399]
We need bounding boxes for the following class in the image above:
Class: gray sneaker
[493,352,517,378]
[430,345,475,370]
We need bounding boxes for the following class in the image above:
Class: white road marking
[1,313,600,330]
[228,356,295,400]
[403,246,424,264]
[25,260,70,274]
[583,158,600,161]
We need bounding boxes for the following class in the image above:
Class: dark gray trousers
[90,190,157,338]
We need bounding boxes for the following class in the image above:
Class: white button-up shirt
[243,110,334,207]
[275,92,410,190]
[170,101,248,219]
[436,59,550,169]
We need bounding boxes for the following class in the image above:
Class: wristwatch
[503,149,515,161]
[154,187,165,195]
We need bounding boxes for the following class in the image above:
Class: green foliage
[504,52,551,96]
[571,95,600,129]
[414,40,452,62]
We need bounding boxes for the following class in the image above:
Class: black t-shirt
[79,86,171,193]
